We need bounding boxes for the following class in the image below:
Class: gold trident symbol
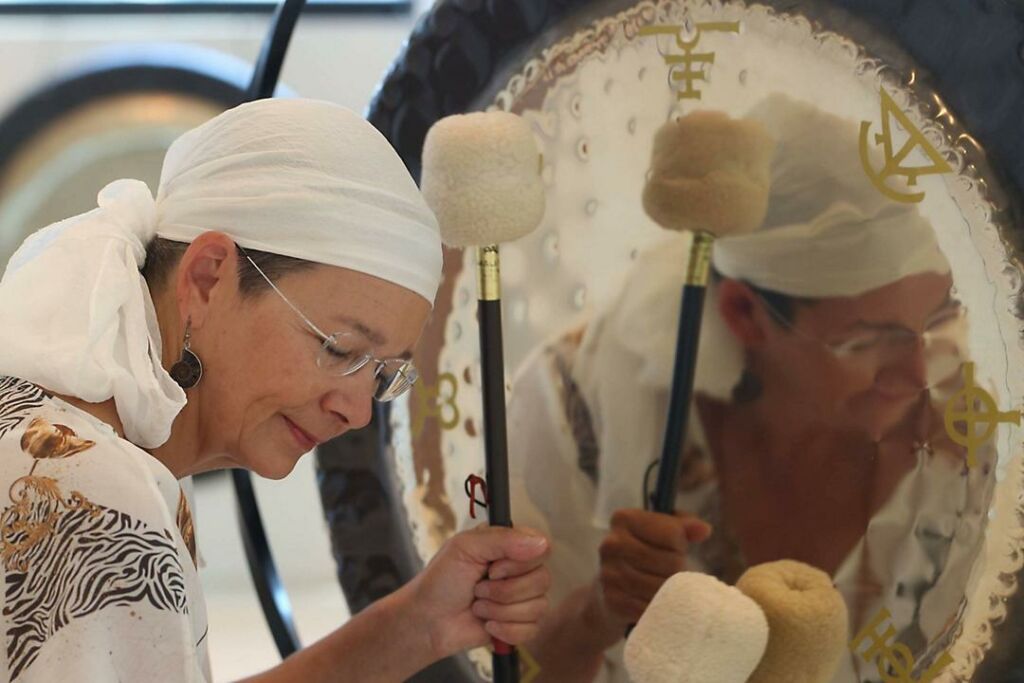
[640,21,740,100]
[410,371,460,440]
[850,607,952,683]
[859,88,952,204]
[944,362,1020,468]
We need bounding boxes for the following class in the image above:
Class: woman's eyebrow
[333,315,414,360]
[333,315,387,346]
[844,294,960,332]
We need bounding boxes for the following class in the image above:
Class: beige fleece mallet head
[421,111,546,248]
[737,560,850,683]
[624,572,769,683]
[643,110,775,237]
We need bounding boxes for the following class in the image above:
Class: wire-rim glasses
[237,246,419,402]
[753,289,966,364]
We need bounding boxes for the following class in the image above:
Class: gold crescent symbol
[859,88,953,204]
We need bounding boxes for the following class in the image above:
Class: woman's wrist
[581,579,629,649]
[526,581,621,683]
[237,579,440,683]
[380,575,441,669]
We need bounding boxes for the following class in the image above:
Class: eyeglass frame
[236,246,419,402]
[751,288,966,361]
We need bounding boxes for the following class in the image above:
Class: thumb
[456,525,549,564]
[682,517,713,543]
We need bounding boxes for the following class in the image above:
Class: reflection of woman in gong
[508,95,994,682]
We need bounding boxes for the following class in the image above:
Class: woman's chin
[239,449,303,480]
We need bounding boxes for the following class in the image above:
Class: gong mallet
[640,110,774,514]
[627,112,773,629]
[421,110,546,683]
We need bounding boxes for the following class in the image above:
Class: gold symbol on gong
[859,88,952,203]
[944,362,1020,468]
[850,607,952,683]
[520,645,541,683]
[411,372,460,440]
[640,21,740,100]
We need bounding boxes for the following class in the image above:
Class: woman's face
[719,271,958,440]
[172,234,431,479]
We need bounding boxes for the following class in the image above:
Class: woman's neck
[48,390,202,479]
[52,392,127,439]
[698,392,879,573]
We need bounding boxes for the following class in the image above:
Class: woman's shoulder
[0,376,182,527]
[0,377,204,682]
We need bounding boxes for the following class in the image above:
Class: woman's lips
[873,387,923,403]
[284,416,318,451]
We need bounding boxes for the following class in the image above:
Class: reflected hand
[593,508,712,629]
[405,524,552,660]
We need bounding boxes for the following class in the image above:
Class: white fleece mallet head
[643,110,775,237]
[624,572,769,683]
[737,560,849,683]
[421,111,546,248]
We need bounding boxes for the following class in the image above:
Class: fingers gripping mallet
[421,110,546,683]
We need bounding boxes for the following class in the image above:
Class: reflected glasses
[756,292,966,364]
[239,248,419,402]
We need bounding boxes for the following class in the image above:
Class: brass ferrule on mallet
[477,245,502,301]
[686,231,715,287]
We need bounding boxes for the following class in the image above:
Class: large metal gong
[317,1,1024,682]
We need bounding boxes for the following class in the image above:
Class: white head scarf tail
[0,98,442,449]
[580,94,953,525]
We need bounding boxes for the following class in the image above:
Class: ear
[174,231,238,330]
[715,278,770,348]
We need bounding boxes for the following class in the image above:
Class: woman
[509,95,992,682]
[0,98,551,682]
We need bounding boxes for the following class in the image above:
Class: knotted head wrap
[0,98,443,449]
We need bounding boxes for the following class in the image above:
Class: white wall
[0,6,428,680]
[0,8,426,115]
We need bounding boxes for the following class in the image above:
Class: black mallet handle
[627,231,714,639]
[479,297,513,528]
[477,245,518,682]
[650,285,707,511]
[651,231,714,512]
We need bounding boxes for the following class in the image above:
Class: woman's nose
[323,375,374,431]
[879,337,929,391]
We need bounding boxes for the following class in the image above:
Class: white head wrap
[579,94,953,524]
[0,98,442,449]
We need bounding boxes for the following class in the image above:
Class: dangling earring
[731,368,763,404]
[170,319,203,390]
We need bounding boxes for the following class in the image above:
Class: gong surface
[368,1,1024,681]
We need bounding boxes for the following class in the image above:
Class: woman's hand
[592,508,711,630]
[403,524,552,661]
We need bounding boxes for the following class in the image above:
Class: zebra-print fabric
[0,378,45,443]
[3,501,189,680]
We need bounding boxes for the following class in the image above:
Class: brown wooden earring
[170,320,203,390]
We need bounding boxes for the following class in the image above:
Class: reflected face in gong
[718,271,957,440]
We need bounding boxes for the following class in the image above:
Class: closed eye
[325,345,356,360]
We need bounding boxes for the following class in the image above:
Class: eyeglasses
[239,248,419,402]
[756,292,967,367]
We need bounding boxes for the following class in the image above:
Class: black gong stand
[230,0,308,658]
